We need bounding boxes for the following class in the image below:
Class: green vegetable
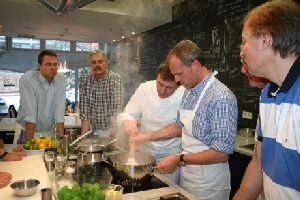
[57,183,105,200]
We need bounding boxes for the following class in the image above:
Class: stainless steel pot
[108,152,156,188]
[75,138,117,154]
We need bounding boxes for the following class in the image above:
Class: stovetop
[111,174,169,194]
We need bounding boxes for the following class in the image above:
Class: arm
[79,75,91,135]
[117,83,145,135]
[54,76,66,135]
[81,120,91,135]
[57,123,64,138]
[233,141,263,200]
[25,122,36,140]
[19,76,38,140]
[130,123,182,146]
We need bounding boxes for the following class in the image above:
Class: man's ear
[262,34,272,51]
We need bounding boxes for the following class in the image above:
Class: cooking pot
[238,128,255,137]
[108,152,156,188]
[75,138,117,154]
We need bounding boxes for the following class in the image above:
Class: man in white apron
[130,40,238,199]
[117,61,185,182]
[14,50,66,145]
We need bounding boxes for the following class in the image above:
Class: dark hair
[156,61,175,82]
[167,40,205,67]
[243,0,300,58]
[38,50,57,64]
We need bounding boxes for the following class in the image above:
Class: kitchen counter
[1,144,198,200]
[233,134,255,157]
[1,145,52,199]
[0,116,81,132]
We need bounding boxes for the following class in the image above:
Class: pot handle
[148,163,158,172]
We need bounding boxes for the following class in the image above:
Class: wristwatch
[0,151,8,160]
[179,154,186,166]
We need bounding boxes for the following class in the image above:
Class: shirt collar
[37,69,55,85]
[268,56,300,96]
[190,72,213,96]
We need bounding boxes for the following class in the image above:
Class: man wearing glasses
[15,50,67,142]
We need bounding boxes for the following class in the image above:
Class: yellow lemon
[41,139,49,146]
[35,137,41,144]
[38,143,46,150]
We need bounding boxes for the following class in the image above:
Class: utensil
[76,138,118,154]
[10,179,40,197]
[126,141,138,165]
[41,188,53,200]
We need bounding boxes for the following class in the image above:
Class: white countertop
[234,134,255,157]
[2,144,198,200]
[1,145,51,199]
[0,116,81,132]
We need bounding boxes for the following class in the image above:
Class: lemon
[41,139,49,146]
[35,137,41,144]
[39,143,46,150]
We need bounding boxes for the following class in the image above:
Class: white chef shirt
[117,80,185,150]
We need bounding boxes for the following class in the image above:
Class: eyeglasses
[42,63,58,67]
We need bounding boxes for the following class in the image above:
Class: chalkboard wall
[108,0,297,129]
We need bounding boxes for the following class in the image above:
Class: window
[46,39,70,51]
[12,38,40,49]
[76,42,99,51]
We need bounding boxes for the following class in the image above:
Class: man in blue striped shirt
[234,0,300,199]
[130,40,238,199]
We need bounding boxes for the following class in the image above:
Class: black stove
[111,174,169,194]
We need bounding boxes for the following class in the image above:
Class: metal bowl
[10,179,40,197]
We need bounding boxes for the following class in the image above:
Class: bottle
[51,122,63,156]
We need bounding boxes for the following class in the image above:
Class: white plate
[23,149,45,156]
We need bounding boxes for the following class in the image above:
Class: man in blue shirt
[16,50,67,142]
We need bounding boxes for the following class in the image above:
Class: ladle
[126,141,138,165]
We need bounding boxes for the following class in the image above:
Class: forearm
[57,123,64,137]
[183,149,229,165]
[149,123,182,141]
[81,120,90,135]
[233,142,263,200]
[25,122,36,140]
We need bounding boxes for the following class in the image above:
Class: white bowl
[10,179,40,197]
[23,149,45,156]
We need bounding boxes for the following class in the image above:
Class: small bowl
[10,179,40,197]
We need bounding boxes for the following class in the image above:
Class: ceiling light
[122,36,124,38]
[38,0,96,16]
[132,32,135,35]
[58,31,69,73]
[113,40,115,42]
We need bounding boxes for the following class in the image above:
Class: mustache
[94,66,102,70]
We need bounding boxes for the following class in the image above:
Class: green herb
[57,183,105,200]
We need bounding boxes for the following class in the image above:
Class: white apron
[179,72,230,200]
[14,122,52,144]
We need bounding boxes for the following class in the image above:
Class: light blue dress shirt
[16,69,67,132]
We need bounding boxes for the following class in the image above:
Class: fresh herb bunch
[57,183,105,200]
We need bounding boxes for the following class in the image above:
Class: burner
[111,175,169,194]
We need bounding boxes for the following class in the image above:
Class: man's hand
[157,154,180,174]
[0,172,12,188]
[2,152,27,161]
[122,120,139,136]
[12,145,23,152]
[128,132,152,150]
